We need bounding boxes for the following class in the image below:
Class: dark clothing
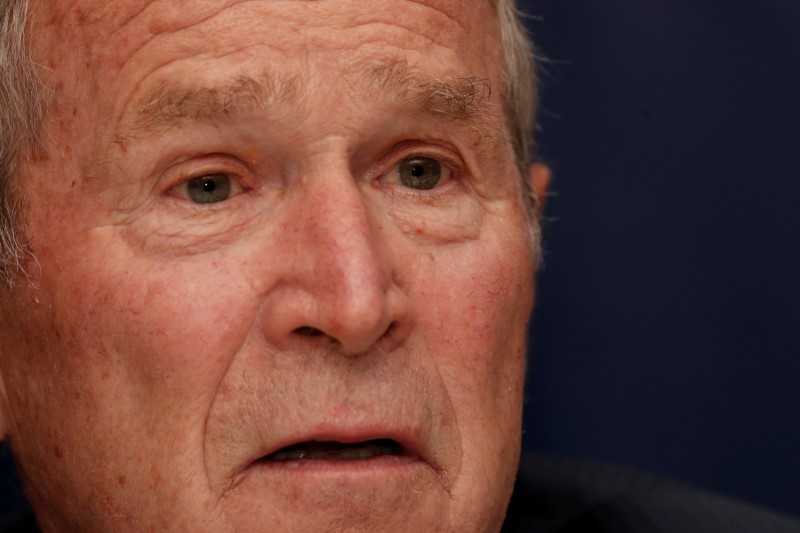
[0,512,38,533]
[3,455,799,532]
[503,455,800,532]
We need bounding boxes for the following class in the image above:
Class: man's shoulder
[503,454,800,533]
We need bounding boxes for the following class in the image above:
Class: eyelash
[374,148,463,195]
[162,158,254,203]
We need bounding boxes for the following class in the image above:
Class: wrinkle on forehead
[33,0,238,53]
[37,0,215,29]
[35,0,488,32]
[403,0,472,32]
[36,1,450,67]
[29,0,504,175]
[32,0,496,71]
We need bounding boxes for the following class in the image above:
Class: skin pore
[0,1,547,531]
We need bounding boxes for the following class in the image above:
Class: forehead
[38,0,486,21]
[32,0,498,56]
[31,0,503,138]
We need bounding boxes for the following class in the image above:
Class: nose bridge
[305,173,386,304]
[276,160,403,355]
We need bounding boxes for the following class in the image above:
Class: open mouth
[264,439,403,461]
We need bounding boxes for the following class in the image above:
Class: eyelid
[374,143,463,191]
[161,155,254,202]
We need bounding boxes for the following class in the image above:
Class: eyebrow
[132,72,297,132]
[129,60,495,136]
[360,59,494,122]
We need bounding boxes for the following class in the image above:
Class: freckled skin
[0,1,541,532]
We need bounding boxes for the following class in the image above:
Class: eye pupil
[399,157,442,190]
[186,173,231,204]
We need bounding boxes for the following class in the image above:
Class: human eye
[167,173,243,204]
[381,156,451,191]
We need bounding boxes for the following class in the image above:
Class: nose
[259,163,411,356]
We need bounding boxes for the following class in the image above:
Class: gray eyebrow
[131,71,299,133]
[127,61,495,137]
[361,59,494,123]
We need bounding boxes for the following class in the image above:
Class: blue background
[521,0,800,519]
[2,0,800,520]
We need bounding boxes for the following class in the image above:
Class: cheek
[417,235,533,427]
[16,218,262,454]
[410,233,532,524]
[3,244,262,522]
[59,258,255,403]
[1,168,292,515]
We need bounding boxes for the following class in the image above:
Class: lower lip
[254,453,419,472]
[224,453,448,523]
[231,453,427,490]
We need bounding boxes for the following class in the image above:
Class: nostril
[291,319,401,355]
[381,321,397,341]
[294,326,325,337]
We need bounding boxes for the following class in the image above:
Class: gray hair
[0,0,43,285]
[495,0,538,173]
[0,0,539,285]
[494,0,541,251]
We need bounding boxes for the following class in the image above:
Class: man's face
[0,1,538,531]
